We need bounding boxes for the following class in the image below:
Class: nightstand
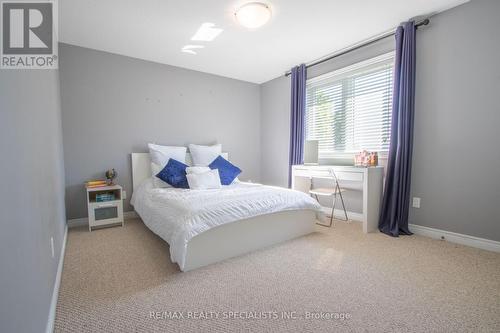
[86,184,124,231]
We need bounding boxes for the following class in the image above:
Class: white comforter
[131,179,322,269]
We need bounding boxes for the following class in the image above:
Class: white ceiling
[60,0,468,84]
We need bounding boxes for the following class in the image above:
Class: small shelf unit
[86,184,124,231]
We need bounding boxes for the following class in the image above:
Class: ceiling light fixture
[191,23,223,41]
[182,45,204,55]
[235,2,272,29]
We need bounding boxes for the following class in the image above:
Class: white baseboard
[410,224,500,253]
[45,224,68,333]
[67,210,139,228]
[320,206,364,222]
[66,217,87,228]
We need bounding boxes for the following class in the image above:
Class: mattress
[131,179,322,268]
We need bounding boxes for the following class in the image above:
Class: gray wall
[60,43,261,219]
[260,0,500,241]
[0,70,66,332]
[260,75,291,187]
[410,0,500,241]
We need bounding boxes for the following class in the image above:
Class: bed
[130,153,322,271]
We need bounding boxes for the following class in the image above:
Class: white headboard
[131,152,229,191]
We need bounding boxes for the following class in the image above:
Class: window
[305,53,394,158]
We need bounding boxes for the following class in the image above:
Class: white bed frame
[131,153,317,271]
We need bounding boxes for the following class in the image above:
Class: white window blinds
[306,53,394,157]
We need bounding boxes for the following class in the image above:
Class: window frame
[305,52,395,160]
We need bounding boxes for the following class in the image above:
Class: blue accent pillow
[156,158,189,189]
[209,155,242,185]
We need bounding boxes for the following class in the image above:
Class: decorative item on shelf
[85,180,107,188]
[105,168,117,185]
[354,151,378,167]
[370,152,379,167]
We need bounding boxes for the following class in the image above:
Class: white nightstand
[86,184,124,231]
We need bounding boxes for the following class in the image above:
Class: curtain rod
[284,18,430,77]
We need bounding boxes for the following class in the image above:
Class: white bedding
[131,179,322,269]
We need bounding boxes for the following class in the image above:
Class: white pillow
[186,169,222,190]
[186,166,211,174]
[148,143,186,166]
[188,144,222,166]
[150,162,171,188]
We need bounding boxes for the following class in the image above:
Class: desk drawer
[335,171,363,182]
[293,169,329,178]
[294,169,363,182]
[308,169,331,178]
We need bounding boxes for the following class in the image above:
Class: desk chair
[309,170,349,227]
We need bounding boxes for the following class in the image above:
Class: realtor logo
[1,1,58,69]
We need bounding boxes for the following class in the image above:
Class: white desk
[292,165,384,233]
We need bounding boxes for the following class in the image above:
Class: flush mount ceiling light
[191,23,223,41]
[235,2,272,29]
[182,45,204,55]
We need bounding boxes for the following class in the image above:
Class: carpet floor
[54,219,500,332]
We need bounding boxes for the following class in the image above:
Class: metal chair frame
[310,169,349,227]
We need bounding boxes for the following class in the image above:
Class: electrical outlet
[122,190,127,200]
[50,237,55,258]
[412,197,421,208]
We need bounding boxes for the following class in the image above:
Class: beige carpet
[54,219,500,332]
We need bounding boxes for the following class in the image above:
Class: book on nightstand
[85,180,108,188]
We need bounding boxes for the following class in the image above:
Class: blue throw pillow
[156,158,189,189]
[209,155,242,185]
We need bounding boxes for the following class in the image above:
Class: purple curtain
[288,64,307,187]
[378,21,416,237]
